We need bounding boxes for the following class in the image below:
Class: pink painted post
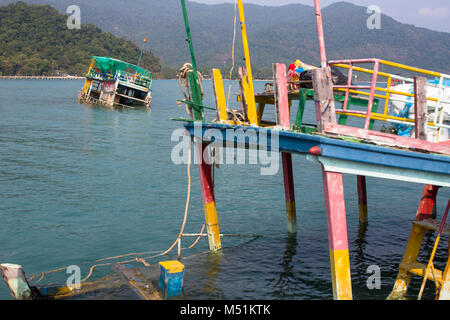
[343,63,353,110]
[321,167,352,300]
[323,123,450,155]
[364,60,380,130]
[273,63,290,128]
[314,0,327,68]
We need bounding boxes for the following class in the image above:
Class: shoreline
[0,75,84,80]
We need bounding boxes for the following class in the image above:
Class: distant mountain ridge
[2,0,450,76]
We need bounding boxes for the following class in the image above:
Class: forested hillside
[2,0,450,78]
[6,0,450,75]
[0,2,161,76]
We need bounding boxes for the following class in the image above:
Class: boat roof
[91,56,152,78]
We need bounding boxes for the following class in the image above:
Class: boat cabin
[78,56,152,108]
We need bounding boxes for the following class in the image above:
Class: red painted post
[357,175,368,223]
[195,142,221,251]
[415,185,440,221]
[282,152,297,233]
[321,167,352,300]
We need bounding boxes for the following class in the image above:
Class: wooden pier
[176,0,450,300]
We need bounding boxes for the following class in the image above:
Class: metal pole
[180,0,200,82]
[137,38,147,67]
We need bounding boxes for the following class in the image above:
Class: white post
[1,264,34,300]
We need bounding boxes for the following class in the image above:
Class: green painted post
[180,0,204,121]
[188,71,204,121]
[368,100,379,130]
[337,97,379,130]
[293,88,307,131]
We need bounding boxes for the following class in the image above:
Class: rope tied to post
[177,63,204,118]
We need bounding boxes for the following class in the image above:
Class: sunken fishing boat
[77,56,153,109]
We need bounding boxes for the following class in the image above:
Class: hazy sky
[193,0,450,33]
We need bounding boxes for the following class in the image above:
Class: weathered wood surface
[312,67,337,132]
[323,123,450,155]
[113,263,161,300]
[414,76,428,140]
[1,264,34,300]
[238,67,258,125]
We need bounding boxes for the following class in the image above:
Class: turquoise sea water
[0,79,448,300]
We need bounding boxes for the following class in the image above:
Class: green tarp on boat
[92,56,152,78]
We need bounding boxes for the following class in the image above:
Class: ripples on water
[0,79,448,300]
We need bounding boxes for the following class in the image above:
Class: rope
[27,133,257,287]
[29,139,194,285]
[158,139,192,257]
[178,63,204,118]
[228,109,246,124]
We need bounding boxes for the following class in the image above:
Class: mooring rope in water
[29,140,194,285]
[28,135,261,286]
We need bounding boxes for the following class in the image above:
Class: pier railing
[87,69,152,89]
[328,58,450,140]
[116,70,152,89]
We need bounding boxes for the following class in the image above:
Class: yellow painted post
[387,223,427,299]
[438,242,450,299]
[212,69,229,122]
[321,168,352,300]
[83,79,92,95]
[256,103,266,124]
[237,0,254,94]
[83,58,96,95]
[237,0,258,126]
[384,76,392,116]
[195,142,222,252]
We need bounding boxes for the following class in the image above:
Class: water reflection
[273,234,298,297]
[353,221,369,278]
[200,252,225,299]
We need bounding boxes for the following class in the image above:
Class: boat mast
[138,38,147,67]
[237,0,255,94]
[180,0,200,83]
